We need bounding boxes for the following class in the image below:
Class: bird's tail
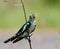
[4,38,11,43]
[13,37,24,43]
[4,35,18,43]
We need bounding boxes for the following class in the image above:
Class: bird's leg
[24,33,32,42]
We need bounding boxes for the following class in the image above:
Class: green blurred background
[0,0,60,29]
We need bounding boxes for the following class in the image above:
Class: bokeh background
[0,0,60,49]
[0,0,60,29]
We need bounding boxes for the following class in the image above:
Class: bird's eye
[30,17,32,19]
[30,16,32,19]
[33,16,35,19]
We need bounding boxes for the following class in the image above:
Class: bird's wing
[16,21,31,35]
[16,24,26,35]
[21,21,31,33]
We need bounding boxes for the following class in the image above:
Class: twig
[21,0,32,49]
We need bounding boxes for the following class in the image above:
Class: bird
[4,14,36,43]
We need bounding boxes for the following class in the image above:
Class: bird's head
[29,14,35,21]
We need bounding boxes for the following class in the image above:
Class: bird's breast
[29,22,36,33]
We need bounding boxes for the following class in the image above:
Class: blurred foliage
[40,0,60,7]
[0,0,60,29]
[43,0,58,4]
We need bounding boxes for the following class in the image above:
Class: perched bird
[4,14,36,43]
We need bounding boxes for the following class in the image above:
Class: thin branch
[21,0,32,49]
[21,0,27,22]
